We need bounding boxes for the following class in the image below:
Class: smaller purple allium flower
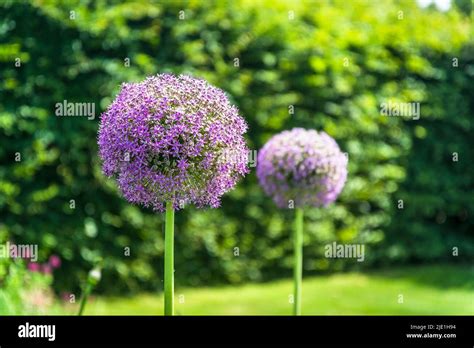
[49,255,61,269]
[98,74,249,212]
[257,128,348,208]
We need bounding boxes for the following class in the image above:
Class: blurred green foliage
[0,0,472,294]
[0,259,60,314]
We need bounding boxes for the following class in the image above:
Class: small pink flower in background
[27,262,40,272]
[42,264,52,275]
[49,255,61,269]
[61,292,74,303]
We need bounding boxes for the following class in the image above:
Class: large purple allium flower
[98,74,249,211]
[257,128,347,208]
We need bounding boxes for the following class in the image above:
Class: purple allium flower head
[257,128,348,208]
[98,74,249,211]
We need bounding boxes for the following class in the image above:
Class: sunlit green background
[0,0,472,315]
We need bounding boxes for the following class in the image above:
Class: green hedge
[0,0,472,294]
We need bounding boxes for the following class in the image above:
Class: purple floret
[257,128,347,208]
[98,74,249,211]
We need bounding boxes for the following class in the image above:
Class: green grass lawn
[80,264,473,315]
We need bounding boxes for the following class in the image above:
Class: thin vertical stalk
[164,201,175,316]
[78,283,92,316]
[293,207,303,315]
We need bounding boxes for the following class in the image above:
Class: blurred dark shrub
[0,0,472,294]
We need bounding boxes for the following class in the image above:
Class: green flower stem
[164,201,175,316]
[77,267,101,316]
[293,207,304,316]
[78,282,92,316]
